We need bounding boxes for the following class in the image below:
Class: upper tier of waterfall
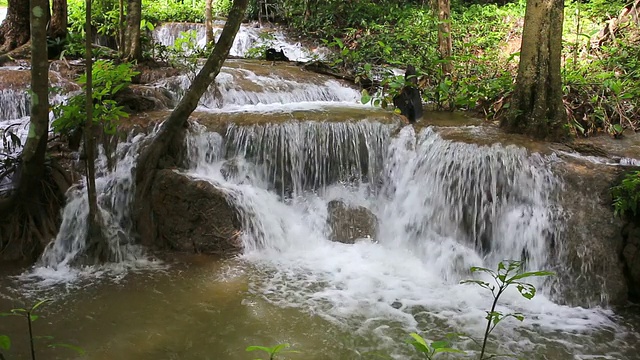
[152,22,328,62]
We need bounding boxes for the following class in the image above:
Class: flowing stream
[0,25,639,360]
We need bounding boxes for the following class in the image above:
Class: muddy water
[0,256,357,360]
[1,255,639,360]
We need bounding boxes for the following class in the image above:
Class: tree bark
[134,0,249,245]
[118,0,125,54]
[0,0,30,53]
[49,0,68,40]
[83,0,108,262]
[205,0,214,44]
[503,0,566,140]
[436,0,452,75]
[19,0,49,203]
[123,0,142,61]
[0,0,51,259]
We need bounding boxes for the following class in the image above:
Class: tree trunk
[84,0,108,262]
[0,0,30,53]
[0,0,51,260]
[49,0,68,40]
[123,0,142,61]
[118,0,125,54]
[134,0,249,245]
[205,0,214,44]
[18,0,49,203]
[436,0,452,75]
[502,0,566,140]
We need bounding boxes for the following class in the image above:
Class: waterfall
[178,121,612,345]
[152,22,327,62]
[30,131,156,282]
[159,67,361,111]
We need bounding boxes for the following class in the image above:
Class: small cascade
[160,67,361,111]
[0,8,6,23]
[222,121,391,196]
[37,132,151,271]
[0,68,78,121]
[377,127,561,278]
[0,89,30,121]
[152,22,326,61]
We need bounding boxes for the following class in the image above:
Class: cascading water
[3,29,635,357]
[159,64,362,111]
[179,120,621,358]
[24,131,161,284]
[152,22,327,61]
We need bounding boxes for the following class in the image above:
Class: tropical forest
[0,0,640,358]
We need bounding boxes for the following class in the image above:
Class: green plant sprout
[0,299,84,360]
[461,260,554,360]
[407,333,465,359]
[246,343,300,360]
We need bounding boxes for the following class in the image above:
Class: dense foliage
[262,0,639,135]
[612,170,640,217]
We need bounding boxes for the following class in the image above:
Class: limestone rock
[327,200,378,244]
[623,222,640,301]
[151,170,242,254]
[555,160,628,306]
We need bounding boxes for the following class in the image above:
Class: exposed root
[0,162,69,262]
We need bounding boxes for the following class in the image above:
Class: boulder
[151,170,242,254]
[327,200,378,244]
[622,223,640,301]
[555,160,628,306]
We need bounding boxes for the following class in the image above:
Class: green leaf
[508,271,554,282]
[430,340,449,349]
[246,346,273,353]
[434,347,465,354]
[48,343,85,355]
[360,89,371,104]
[407,333,431,354]
[29,315,39,322]
[31,299,52,312]
[0,335,10,350]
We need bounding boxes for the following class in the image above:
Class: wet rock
[622,223,640,301]
[220,159,240,180]
[114,85,174,113]
[151,170,242,254]
[555,160,628,306]
[327,200,378,244]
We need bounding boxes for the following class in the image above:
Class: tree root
[0,162,69,262]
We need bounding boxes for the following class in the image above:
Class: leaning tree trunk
[134,0,249,244]
[205,0,214,44]
[49,0,68,40]
[123,0,142,61]
[0,0,30,53]
[436,0,452,75]
[502,0,566,139]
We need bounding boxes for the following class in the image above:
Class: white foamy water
[22,131,162,286]
[159,68,361,111]
[176,122,628,358]
[0,7,6,23]
[152,22,327,62]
